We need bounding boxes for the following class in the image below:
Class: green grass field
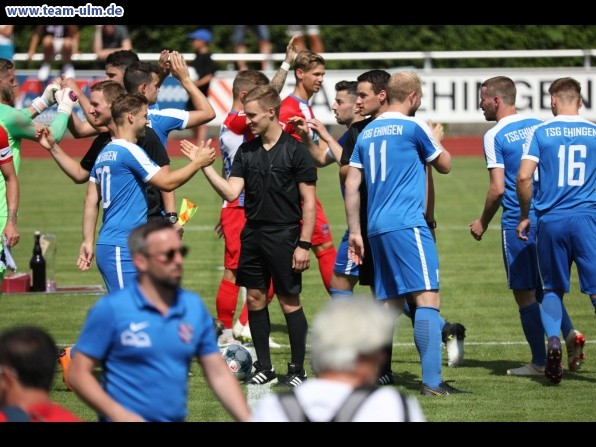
[1,155,594,422]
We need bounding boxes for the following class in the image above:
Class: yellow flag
[179,198,198,226]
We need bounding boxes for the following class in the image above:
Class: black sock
[382,344,393,374]
[284,307,308,370]
[248,307,272,370]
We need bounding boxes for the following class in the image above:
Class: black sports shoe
[275,363,307,388]
[442,322,466,367]
[545,336,563,385]
[377,370,396,386]
[245,361,277,385]
[420,381,467,396]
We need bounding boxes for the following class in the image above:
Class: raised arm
[269,35,299,93]
[169,51,216,129]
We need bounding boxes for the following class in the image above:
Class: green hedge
[13,25,596,70]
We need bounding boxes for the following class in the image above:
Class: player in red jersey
[278,50,336,294]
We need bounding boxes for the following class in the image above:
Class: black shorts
[236,224,302,296]
[358,233,375,286]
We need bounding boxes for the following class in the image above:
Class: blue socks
[519,301,546,367]
[414,306,442,388]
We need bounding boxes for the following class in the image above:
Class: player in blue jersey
[67,220,250,422]
[516,77,596,385]
[123,55,215,148]
[39,94,215,293]
[470,76,586,376]
[346,71,467,396]
[289,80,366,296]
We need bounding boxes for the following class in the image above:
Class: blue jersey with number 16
[522,115,596,217]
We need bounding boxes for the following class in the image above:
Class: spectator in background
[287,26,324,53]
[0,326,82,422]
[93,25,132,67]
[27,25,79,82]
[233,25,272,71]
[251,299,426,422]
[67,220,250,422]
[0,26,15,60]
[186,28,217,144]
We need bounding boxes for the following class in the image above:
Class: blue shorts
[333,229,359,277]
[96,244,136,293]
[502,227,540,290]
[536,212,596,294]
[369,226,439,299]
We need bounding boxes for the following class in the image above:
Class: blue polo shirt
[73,282,219,422]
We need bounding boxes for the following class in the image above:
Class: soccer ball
[222,342,253,381]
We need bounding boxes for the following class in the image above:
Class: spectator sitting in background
[233,25,272,71]
[287,26,324,53]
[93,25,132,67]
[27,25,79,82]
[0,325,82,422]
[0,26,15,60]
[187,28,217,144]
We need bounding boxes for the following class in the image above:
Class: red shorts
[221,206,246,269]
[304,197,333,246]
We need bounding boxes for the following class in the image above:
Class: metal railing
[13,49,596,70]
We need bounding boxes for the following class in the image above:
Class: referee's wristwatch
[166,212,179,224]
[297,240,312,250]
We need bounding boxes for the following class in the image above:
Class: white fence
[15,50,596,125]
[13,49,596,70]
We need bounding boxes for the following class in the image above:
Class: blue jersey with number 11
[350,112,443,237]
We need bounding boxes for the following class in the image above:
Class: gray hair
[309,298,395,374]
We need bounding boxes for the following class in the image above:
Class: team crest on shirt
[321,224,331,237]
[178,323,193,344]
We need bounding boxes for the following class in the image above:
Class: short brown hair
[111,93,148,125]
[232,70,270,100]
[91,80,126,105]
[294,50,325,73]
[242,85,281,116]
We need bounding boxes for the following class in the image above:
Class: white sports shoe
[38,63,51,82]
[236,322,281,348]
[507,363,544,376]
[442,322,466,367]
[232,319,245,339]
[62,63,75,79]
[217,329,235,347]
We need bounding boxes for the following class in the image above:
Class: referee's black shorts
[236,223,302,296]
